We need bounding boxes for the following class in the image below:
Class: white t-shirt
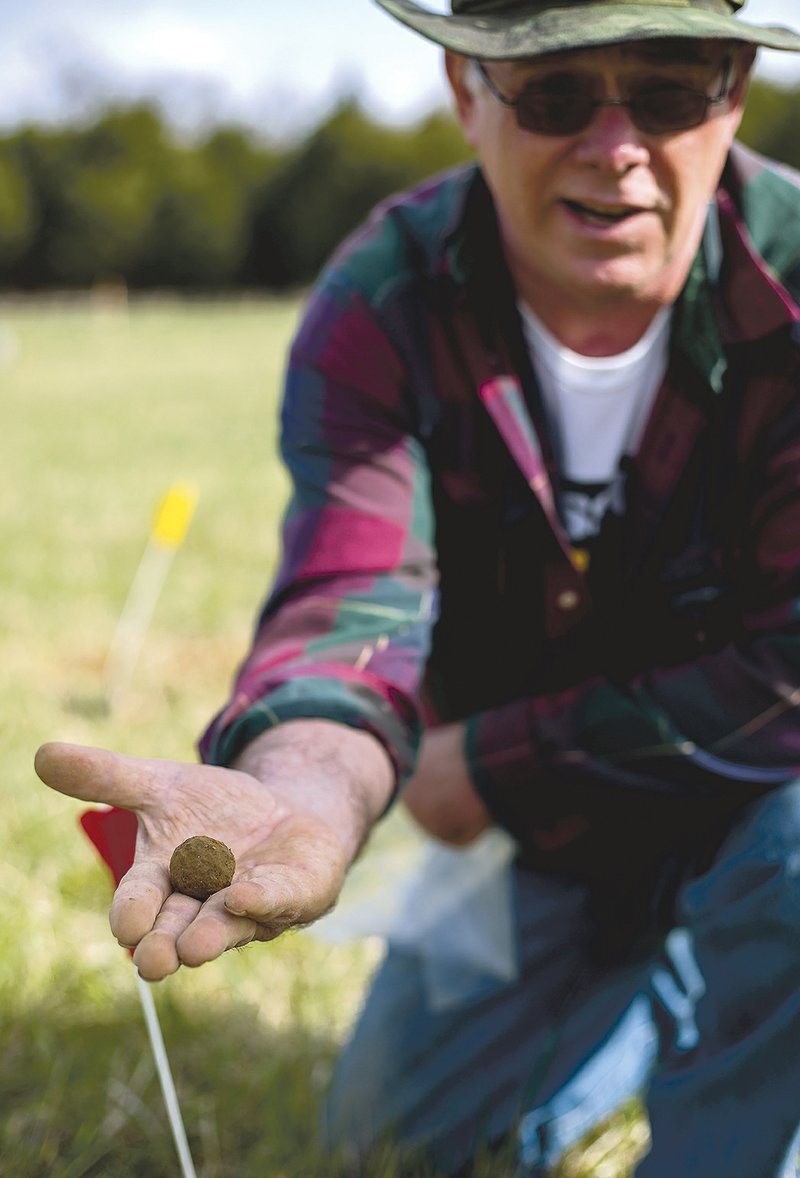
[520,303,672,548]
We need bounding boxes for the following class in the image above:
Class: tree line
[0,77,796,293]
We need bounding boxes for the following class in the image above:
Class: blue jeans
[323,781,800,1176]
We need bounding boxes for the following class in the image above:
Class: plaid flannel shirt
[201,141,800,875]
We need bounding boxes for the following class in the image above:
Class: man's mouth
[563,199,645,225]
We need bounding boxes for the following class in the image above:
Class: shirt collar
[440,165,504,293]
[676,179,800,392]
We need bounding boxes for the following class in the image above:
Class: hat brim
[373,0,800,59]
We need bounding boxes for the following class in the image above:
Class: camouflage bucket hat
[372,0,800,59]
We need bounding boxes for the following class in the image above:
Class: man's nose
[572,100,650,172]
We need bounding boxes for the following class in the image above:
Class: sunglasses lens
[516,95,593,135]
[631,85,708,133]
[516,73,599,136]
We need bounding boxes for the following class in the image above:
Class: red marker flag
[80,806,138,888]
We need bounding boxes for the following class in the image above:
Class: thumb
[34,742,156,811]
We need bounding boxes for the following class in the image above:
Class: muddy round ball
[169,835,236,900]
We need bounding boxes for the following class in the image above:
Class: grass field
[0,296,645,1177]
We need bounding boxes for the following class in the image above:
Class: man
[35,1,800,1174]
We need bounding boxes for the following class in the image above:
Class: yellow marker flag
[103,482,200,708]
[152,482,198,549]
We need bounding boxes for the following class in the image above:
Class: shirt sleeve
[465,385,800,850]
[199,273,438,785]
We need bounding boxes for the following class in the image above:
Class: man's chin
[570,261,670,310]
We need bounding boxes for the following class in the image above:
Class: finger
[110,860,173,947]
[224,878,296,922]
[223,864,336,931]
[34,742,164,810]
[132,893,202,982]
[175,892,257,968]
[219,816,346,933]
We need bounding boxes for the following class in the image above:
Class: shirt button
[556,589,581,612]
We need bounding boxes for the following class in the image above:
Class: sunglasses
[475,60,733,137]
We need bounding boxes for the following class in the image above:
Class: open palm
[35,742,351,981]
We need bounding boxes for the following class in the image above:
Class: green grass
[0,295,646,1177]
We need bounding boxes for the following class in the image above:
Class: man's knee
[681,780,800,922]
[675,781,800,1045]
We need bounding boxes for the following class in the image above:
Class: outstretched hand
[34,740,363,982]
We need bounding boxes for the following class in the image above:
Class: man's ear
[723,44,757,142]
[730,45,757,110]
[445,51,478,133]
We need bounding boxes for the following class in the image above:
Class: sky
[0,0,799,137]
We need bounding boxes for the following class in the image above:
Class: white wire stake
[134,970,198,1178]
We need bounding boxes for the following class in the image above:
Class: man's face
[447,41,753,327]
